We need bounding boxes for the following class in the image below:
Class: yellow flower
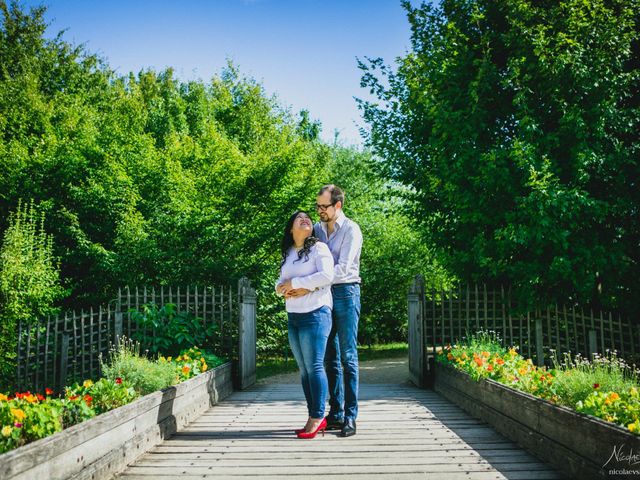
[11,408,26,421]
[201,364,208,372]
[508,348,517,357]
[0,393,8,402]
[518,367,528,375]
[628,422,638,433]
[83,380,94,389]
[167,356,172,362]
[630,387,638,397]
[1,426,11,437]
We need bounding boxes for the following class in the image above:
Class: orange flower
[182,365,191,375]
[69,395,79,401]
[45,388,54,396]
[487,364,494,372]
[496,358,505,365]
[10,408,26,421]
[447,353,454,361]
[83,394,93,405]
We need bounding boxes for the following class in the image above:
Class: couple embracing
[276,184,362,439]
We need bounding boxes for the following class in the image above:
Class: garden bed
[435,362,640,480]
[0,362,233,480]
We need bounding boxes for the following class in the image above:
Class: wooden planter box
[435,362,640,480]
[0,362,233,480]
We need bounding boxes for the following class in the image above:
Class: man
[313,184,362,437]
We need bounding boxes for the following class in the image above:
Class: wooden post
[115,313,123,343]
[588,330,598,361]
[238,277,257,390]
[408,275,427,388]
[58,333,69,394]
[535,317,544,367]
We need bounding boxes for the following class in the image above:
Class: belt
[332,282,361,287]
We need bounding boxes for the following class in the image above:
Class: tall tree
[359,0,640,316]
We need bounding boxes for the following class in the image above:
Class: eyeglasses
[315,202,335,211]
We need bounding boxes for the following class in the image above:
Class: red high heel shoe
[296,417,327,439]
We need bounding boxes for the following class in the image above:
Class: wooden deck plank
[116,383,567,479]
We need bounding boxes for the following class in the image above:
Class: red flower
[45,388,54,396]
[593,383,600,389]
[115,377,122,385]
[69,395,79,401]
[83,394,93,405]
[36,394,45,401]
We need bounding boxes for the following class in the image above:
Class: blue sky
[26,0,417,145]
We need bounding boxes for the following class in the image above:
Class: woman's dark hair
[280,211,319,270]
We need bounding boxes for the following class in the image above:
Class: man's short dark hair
[318,184,345,206]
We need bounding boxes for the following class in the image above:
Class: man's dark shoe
[340,418,356,437]
[325,417,344,431]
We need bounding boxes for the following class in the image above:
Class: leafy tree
[359,0,640,316]
[325,146,452,344]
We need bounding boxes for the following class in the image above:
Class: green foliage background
[0,2,447,364]
[359,0,640,318]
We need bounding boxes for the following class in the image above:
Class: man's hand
[285,288,311,299]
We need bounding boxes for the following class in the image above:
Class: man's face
[316,191,339,223]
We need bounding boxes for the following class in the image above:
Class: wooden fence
[408,275,640,386]
[14,279,257,393]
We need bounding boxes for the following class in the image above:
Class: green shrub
[0,200,65,388]
[129,303,217,356]
[100,337,177,395]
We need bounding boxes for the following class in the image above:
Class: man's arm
[333,222,363,282]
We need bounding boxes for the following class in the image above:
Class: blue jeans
[287,305,332,419]
[325,283,361,421]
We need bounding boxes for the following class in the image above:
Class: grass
[550,349,640,406]
[257,342,407,381]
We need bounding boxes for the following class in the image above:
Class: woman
[276,210,334,439]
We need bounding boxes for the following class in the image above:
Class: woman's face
[291,212,313,238]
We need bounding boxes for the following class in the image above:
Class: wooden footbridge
[116,377,565,480]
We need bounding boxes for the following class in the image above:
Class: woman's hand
[285,288,311,298]
[277,280,293,295]
[277,280,311,298]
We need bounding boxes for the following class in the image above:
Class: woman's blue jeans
[287,305,332,419]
